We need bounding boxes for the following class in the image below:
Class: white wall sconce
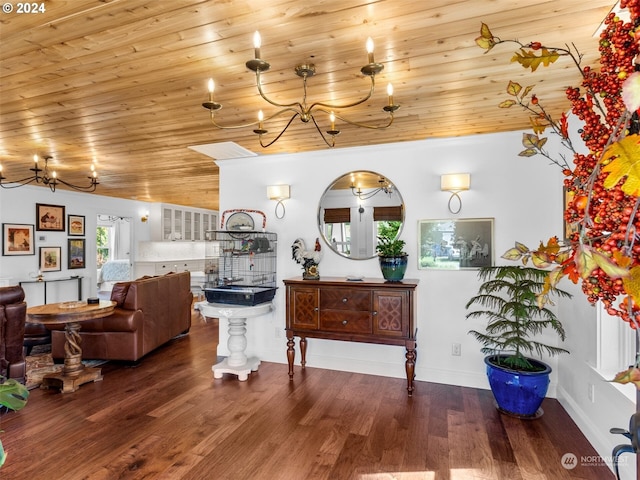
[267,184,291,219]
[440,173,470,214]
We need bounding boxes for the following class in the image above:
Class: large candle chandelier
[202,32,400,148]
[350,175,394,201]
[0,155,99,192]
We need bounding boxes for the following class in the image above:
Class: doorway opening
[96,215,132,298]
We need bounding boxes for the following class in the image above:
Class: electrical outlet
[588,383,595,403]
[275,327,283,338]
[452,343,461,356]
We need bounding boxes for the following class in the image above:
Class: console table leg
[286,335,295,380]
[405,338,417,397]
[300,337,307,369]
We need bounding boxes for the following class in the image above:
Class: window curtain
[324,208,351,223]
[373,205,403,221]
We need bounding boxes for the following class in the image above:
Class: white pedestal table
[196,301,273,381]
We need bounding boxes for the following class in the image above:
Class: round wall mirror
[317,171,405,260]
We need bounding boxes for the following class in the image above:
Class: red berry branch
[477,3,640,387]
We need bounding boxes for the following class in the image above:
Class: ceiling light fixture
[202,32,400,148]
[0,155,99,192]
[351,175,394,201]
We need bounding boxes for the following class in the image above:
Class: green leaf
[0,379,29,411]
[499,99,517,108]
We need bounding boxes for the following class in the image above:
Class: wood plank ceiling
[0,0,618,210]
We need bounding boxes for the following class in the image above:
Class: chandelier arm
[255,70,304,110]
[55,178,99,192]
[262,108,303,123]
[332,110,396,130]
[0,175,41,189]
[310,115,337,148]
[352,188,384,200]
[308,77,376,112]
[258,112,301,148]
[208,107,303,130]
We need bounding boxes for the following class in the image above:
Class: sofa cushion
[110,282,131,307]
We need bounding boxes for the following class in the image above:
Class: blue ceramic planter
[379,255,408,282]
[484,355,551,418]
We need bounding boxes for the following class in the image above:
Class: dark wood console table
[284,277,418,396]
[20,276,83,304]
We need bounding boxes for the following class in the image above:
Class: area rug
[25,352,107,390]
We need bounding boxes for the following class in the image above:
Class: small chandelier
[0,155,99,192]
[202,32,400,148]
[351,175,393,201]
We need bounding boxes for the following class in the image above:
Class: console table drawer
[320,310,372,334]
[320,288,371,310]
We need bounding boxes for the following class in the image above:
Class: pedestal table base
[41,367,103,393]
[196,301,273,382]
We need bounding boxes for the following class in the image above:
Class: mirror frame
[317,170,405,260]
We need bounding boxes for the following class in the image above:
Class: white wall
[1,130,634,478]
[0,185,152,304]
[216,132,635,479]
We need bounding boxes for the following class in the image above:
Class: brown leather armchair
[0,285,27,383]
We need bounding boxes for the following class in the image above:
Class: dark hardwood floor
[1,310,614,479]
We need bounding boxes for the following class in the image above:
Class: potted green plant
[465,265,571,418]
[376,235,407,282]
[0,376,29,468]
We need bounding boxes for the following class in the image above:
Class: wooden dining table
[27,300,116,393]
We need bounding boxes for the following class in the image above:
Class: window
[96,225,113,268]
[596,302,636,401]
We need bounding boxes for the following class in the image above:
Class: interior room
[0,1,638,479]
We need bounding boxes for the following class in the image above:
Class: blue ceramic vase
[378,255,408,282]
[484,354,551,418]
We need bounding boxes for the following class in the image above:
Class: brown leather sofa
[51,272,192,362]
[0,285,27,383]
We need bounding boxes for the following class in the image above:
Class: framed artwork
[68,214,85,236]
[2,223,35,256]
[36,203,65,231]
[68,238,86,269]
[40,246,62,272]
[418,218,494,270]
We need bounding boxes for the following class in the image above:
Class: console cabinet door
[372,289,409,337]
[289,287,319,330]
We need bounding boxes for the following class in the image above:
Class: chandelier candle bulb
[366,37,375,64]
[208,79,215,101]
[330,112,335,130]
[253,31,261,59]
[387,83,394,105]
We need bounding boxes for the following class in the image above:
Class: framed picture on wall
[40,246,62,272]
[68,214,85,236]
[418,218,494,270]
[2,223,35,256]
[68,238,86,269]
[36,203,65,231]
